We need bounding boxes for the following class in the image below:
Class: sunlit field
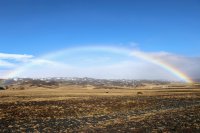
[1,83,200,132]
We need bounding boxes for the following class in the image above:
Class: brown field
[0,84,200,132]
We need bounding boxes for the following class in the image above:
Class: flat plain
[0,83,200,132]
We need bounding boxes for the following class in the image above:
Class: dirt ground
[0,85,200,132]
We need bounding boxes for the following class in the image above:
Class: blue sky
[0,0,200,56]
[0,0,200,80]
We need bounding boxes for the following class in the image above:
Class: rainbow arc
[3,46,193,83]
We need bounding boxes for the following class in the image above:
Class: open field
[0,84,200,132]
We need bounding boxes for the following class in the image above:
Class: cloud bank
[0,49,199,81]
[0,53,34,68]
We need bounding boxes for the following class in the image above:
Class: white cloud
[0,53,33,61]
[0,52,34,68]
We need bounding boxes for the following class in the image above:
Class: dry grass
[1,84,199,102]
[0,84,200,132]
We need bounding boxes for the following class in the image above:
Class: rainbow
[2,46,193,83]
[131,51,193,83]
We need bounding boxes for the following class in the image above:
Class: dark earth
[0,93,200,132]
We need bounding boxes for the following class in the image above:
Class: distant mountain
[0,77,170,88]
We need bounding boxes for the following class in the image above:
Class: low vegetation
[0,80,200,132]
